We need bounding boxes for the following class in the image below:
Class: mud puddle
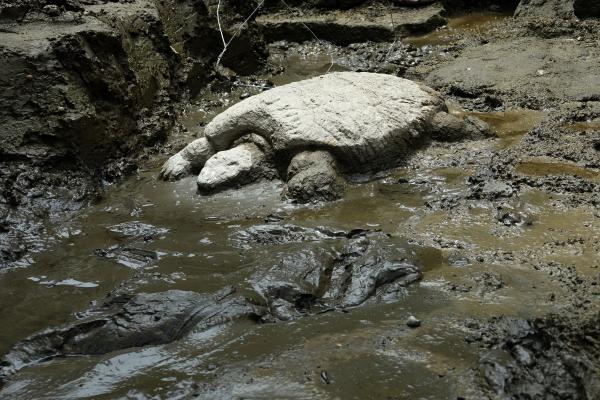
[404,11,512,48]
[517,157,600,181]
[449,103,545,147]
[564,119,600,132]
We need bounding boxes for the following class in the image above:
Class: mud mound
[474,311,600,399]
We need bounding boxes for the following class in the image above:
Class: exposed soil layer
[256,2,446,45]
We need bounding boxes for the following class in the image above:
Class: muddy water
[2,156,596,398]
[1,38,598,399]
[404,12,512,47]
[564,119,600,132]
[0,152,600,399]
[517,157,600,181]
[449,104,546,147]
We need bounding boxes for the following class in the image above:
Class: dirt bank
[0,0,270,269]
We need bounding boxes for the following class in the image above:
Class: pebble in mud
[407,315,422,328]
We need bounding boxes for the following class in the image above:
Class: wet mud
[1,1,600,399]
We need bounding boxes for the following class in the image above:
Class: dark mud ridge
[469,309,600,399]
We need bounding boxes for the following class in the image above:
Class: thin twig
[216,0,227,48]
[215,0,266,70]
[385,2,397,61]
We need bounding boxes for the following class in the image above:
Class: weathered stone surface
[0,288,265,382]
[197,142,277,194]
[204,72,446,168]
[161,72,488,202]
[284,150,346,203]
[165,72,451,183]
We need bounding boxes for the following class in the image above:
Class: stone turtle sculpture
[160,72,490,202]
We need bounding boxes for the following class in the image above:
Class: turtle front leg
[159,137,216,181]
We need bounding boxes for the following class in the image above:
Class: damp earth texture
[1,0,600,399]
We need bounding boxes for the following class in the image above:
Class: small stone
[406,315,421,328]
[481,181,514,198]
